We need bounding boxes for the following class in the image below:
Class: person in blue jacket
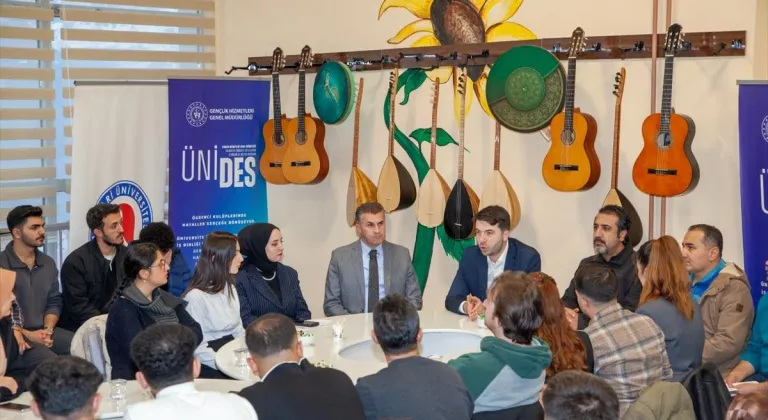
[139,222,192,297]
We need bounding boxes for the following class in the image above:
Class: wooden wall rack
[226,30,746,75]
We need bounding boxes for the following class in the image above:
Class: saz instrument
[602,68,643,246]
[346,78,377,227]
[542,27,601,192]
[632,23,699,197]
[480,120,522,231]
[283,45,330,184]
[260,48,289,185]
[377,68,417,213]
[415,77,451,228]
[444,72,480,240]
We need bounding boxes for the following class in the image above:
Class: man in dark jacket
[59,204,127,332]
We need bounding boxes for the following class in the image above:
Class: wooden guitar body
[633,112,699,197]
[480,170,521,231]
[377,155,417,213]
[416,169,450,228]
[444,180,480,239]
[283,114,329,184]
[260,114,290,184]
[346,167,377,226]
[543,109,600,192]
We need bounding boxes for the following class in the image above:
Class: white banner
[68,83,167,251]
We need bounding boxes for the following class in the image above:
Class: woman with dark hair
[530,272,593,377]
[183,231,244,376]
[236,223,311,327]
[636,235,705,381]
[106,241,203,380]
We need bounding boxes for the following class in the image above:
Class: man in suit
[238,313,365,420]
[323,202,422,316]
[125,323,257,420]
[356,294,473,420]
[445,205,541,317]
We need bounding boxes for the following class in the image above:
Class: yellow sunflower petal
[480,0,523,29]
[470,0,486,11]
[387,19,434,44]
[474,71,492,117]
[486,21,537,41]
[453,70,473,122]
[378,0,432,20]
[411,35,453,83]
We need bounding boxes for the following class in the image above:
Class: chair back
[681,362,732,420]
[70,315,112,379]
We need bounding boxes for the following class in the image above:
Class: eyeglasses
[149,261,169,271]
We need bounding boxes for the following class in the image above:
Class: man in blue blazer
[445,205,541,317]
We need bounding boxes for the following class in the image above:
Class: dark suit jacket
[445,239,541,314]
[356,356,473,420]
[236,263,311,328]
[238,360,365,420]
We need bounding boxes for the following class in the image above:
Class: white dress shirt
[361,241,385,313]
[460,241,509,314]
[123,382,258,420]
[184,286,245,369]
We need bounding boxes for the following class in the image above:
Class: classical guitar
[632,23,699,197]
[444,72,480,240]
[377,68,417,213]
[415,77,450,228]
[602,68,643,246]
[346,78,377,227]
[283,45,330,184]
[260,48,289,185]
[542,27,601,192]
[480,120,522,231]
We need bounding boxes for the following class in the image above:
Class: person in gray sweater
[635,236,705,381]
[355,294,473,420]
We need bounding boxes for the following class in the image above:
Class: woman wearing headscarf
[236,223,311,328]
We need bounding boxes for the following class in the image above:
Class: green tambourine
[485,46,566,133]
[313,61,355,125]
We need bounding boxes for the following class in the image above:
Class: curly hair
[530,272,587,376]
[27,356,103,417]
[130,323,197,389]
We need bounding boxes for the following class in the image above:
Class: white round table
[215,310,492,382]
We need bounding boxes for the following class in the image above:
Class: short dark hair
[130,323,197,390]
[245,313,297,358]
[688,224,724,256]
[27,356,103,418]
[542,370,619,420]
[355,202,385,223]
[138,222,176,253]
[597,205,631,245]
[86,203,121,232]
[373,294,420,355]
[573,263,618,304]
[475,205,510,231]
[489,271,542,344]
[124,241,160,280]
[6,205,43,232]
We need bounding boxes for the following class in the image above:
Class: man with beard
[60,203,127,332]
[445,205,541,318]
[562,205,642,329]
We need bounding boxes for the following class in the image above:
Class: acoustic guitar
[444,72,480,240]
[632,23,699,197]
[480,120,522,231]
[346,78,377,226]
[260,48,289,185]
[542,27,601,192]
[377,68,417,213]
[602,68,643,246]
[415,77,450,228]
[283,45,330,184]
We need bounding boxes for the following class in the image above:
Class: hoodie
[448,336,552,413]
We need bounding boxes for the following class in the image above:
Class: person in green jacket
[448,271,552,414]
[726,283,768,395]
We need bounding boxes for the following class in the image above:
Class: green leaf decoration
[436,224,475,262]
[399,69,427,106]
[408,127,469,151]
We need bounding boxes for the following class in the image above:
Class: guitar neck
[563,57,577,133]
[610,100,621,188]
[458,89,466,180]
[298,70,306,134]
[388,83,396,157]
[271,72,282,133]
[493,120,501,171]
[352,81,363,168]
[660,55,675,134]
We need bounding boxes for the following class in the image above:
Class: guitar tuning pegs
[613,83,619,89]
[612,91,618,96]
[615,75,620,82]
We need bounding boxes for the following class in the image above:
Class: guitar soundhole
[272,132,285,146]
[655,132,671,149]
[295,131,307,146]
[560,129,575,146]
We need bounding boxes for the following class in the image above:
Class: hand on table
[12,329,30,354]
[0,376,18,394]
[466,295,484,321]
[564,307,579,331]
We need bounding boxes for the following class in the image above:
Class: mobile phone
[0,402,31,412]
[298,320,319,327]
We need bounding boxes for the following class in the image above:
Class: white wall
[215,0,759,317]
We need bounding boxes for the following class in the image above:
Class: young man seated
[28,356,104,420]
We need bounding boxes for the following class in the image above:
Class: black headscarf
[238,223,279,278]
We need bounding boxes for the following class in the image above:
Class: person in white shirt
[124,323,257,420]
[182,231,245,377]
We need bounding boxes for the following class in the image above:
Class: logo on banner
[761,115,768,143]
[90,180,154,243]
[186,101,208,127]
